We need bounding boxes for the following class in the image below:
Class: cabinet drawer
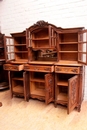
[55,66,80,74]
[3,64,24,71]
[24,64,54,72]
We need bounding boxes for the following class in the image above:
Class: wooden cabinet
[55,64,83,114]
[8,71,29,101]
[0,32,9,90]
[3,31,28,100]
[3,21,87,113]
[24,64,54,104]
[53,27,87,114]
[4,31,28,64]
[24,21,57,103]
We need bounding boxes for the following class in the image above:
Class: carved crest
[33,20,48,27]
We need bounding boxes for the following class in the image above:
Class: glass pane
[78,53,86,63]
[6,38,10,45]
[78,43,86,52]
[11,53,15,59]
[10,38,14,45]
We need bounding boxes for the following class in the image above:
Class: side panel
[68,75,78,114]
[45,73,54,104]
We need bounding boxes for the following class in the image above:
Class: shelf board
[59,42,78,44]
[57,93,68,102]
[30,78,45,83]
[12,77,23,81]
[57,81,68,86]
[13,85,24,93]
[30,88,45,96]
[32,47,56,50]
[29,38,49,40]
[6,44,26,46]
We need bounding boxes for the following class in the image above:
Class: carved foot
[0,102,2,107]
[77,105,81,112]
[54,103,57,108]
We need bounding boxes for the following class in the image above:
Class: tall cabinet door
[78,30,87,65]
[68,75,78,114]
[4,36,15,62]
[45,73,54,104]
[23,71,29,101]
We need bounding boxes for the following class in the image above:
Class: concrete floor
[0,89,87,130]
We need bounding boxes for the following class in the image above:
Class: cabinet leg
[54,102,57,108]
[77,105,81,112]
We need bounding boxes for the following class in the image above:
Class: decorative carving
[44,68,51,71]
[33,20,48,27]
[71,69,78,73]
[70,78,78,105]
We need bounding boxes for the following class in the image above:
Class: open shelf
[13,85,24,94]
[57,93,68,102]
[57,81,68,86]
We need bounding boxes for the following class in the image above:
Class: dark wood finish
[0,32,9,90]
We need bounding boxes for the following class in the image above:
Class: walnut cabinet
[3,21,87,114]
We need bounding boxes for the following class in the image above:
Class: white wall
[0,0,87,100]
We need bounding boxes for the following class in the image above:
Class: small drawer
[55,66,80,74]
[24,64,54,72]
[3,64,24,71]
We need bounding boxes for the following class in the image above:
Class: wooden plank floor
[0,89,87,130]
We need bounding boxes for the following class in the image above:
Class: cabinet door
[4,36,15,62]
[23,71,29,101]
[49,25,57,48]
[68,75,78,114]
[78,30,87,65]
[45,73,54,104]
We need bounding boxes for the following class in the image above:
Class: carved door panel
[23,71,29,101]
[45,73,54,104]
[4,36,15,62]
[68,75,78,114]
[78,30,87,65]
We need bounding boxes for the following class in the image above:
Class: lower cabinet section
[55,73,79,114]
[8,71,29,101]
[29,72,54,104]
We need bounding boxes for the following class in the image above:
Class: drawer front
[55,66,80,74]
[24,64,54,72]
[3,64,24,71]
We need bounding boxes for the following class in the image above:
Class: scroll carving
[33,20,48,27]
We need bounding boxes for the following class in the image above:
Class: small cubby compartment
[55,73,79,114]
[59,33,78,43]
[30,72,45,97]
[31,48,57,61]
[30,28,49,48]
[11,71,24,96]
[5,32,28,63]
[56,73,77,103]
[58,32,78,62]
